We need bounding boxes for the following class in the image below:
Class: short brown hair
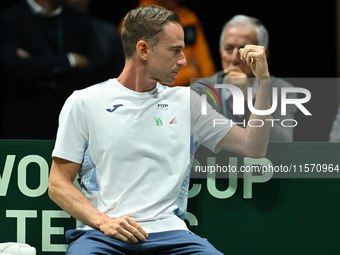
[121,5,180,58]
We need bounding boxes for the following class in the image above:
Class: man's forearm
[245,77,271,157]
[48,160,110,231]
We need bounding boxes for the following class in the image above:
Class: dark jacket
[0,1,106,139]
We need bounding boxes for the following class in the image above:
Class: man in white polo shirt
[48,5,271,254]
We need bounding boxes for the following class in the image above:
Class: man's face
[148,22,187,85]
[220,24,258,77]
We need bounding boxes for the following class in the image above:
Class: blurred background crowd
[0,0,338,142]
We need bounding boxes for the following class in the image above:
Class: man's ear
[136,40,151,60]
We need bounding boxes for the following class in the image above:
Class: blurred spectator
[329,105,340,142]
[136,0,216,86]
[64,0,124,79]
[192,15,297,142]
[0,0,106,139]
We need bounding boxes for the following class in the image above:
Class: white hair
[219,15,269,51]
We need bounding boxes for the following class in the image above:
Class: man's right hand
[49,158,148,244]
[99,216,148,243]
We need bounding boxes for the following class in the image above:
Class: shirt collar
[26,0,63,17]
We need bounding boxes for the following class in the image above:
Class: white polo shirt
[52,78,231,233]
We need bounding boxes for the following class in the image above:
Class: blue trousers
[65,229,224,255]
